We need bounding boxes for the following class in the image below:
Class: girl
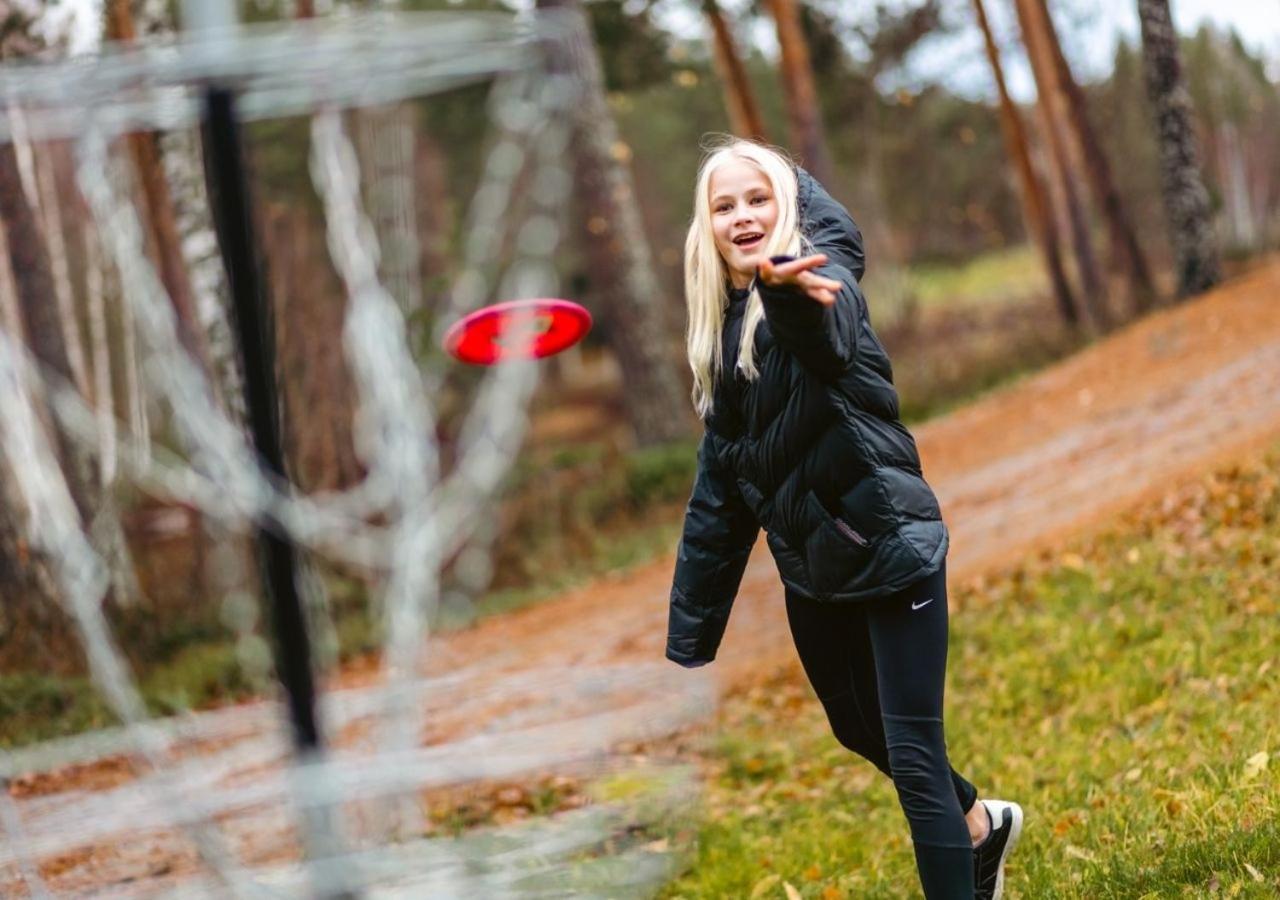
[665,139,1023,899]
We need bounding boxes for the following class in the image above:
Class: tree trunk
[32,147,93,399]
[703,0,768,142]
[105,0,215,380]
[1035,0,1156,314]
[536,0,691,446]
[266,206,363,494]
[971,0,1078,328]
[1218,121,1255,250]
[1012,0,1109,332]
[1135,0,1221,297]
[0,218,66,644]
[764,0,834,185]
[0,222,24,340]
[83,222,118,485]
[356,104,423,319]
[0,147,98,516]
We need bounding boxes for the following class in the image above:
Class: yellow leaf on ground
[1065,845,1098,863]
[1242,751,1269,781]
[749,874,780,899]
[783,882,802,900]
[1244,862,1264,882]
[821,886,843,900]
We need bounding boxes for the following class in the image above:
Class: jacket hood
[796,166,866,282]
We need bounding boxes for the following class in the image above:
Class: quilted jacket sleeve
[756,258,864,382]
[755,168,868,381]
[666,430,760,667]
[795,165,866,281]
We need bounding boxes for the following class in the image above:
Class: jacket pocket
[802,491,873,596]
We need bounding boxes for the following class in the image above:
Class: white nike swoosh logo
[911,598,935,610]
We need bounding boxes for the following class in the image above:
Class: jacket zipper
[833,517,870,547]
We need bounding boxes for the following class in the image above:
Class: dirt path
[7,258,1280,895]
[429,258,1280,692]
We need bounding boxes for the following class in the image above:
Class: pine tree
[1136,0,1222,296]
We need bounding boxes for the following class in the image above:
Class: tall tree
[765,0,834,184]
[971,0,1078,327]
[1011,0,1109,331]
[1034,0,1156,314]
[105,0,215,379]
[703,0,768,142]
[0,219,67,660]
[1136,0,1221,297]
[537,0,690,446]
[0,147,98,534]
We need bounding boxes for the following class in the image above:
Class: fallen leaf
[1065,845,1098,863]
[1244,862,1264,882]
[749,874,780,899]
[783,882,802,900]
[1053,813,1079,835]
[1242,751,1269,781]
[821,886,843,900]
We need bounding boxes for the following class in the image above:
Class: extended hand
[758,254,843,306]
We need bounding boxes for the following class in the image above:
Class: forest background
[0,0,1277,741]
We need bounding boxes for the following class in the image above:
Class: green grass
[661,446,1280,899]
[908,243,1048,310]
[863,243,1049,322]
[0,641,259,748]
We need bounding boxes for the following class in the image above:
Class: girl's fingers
[758,263,842,306]
[769,253,828,278]
[760,258,841,293]
[798,271,842,293]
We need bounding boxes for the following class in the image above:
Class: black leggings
[785,559,976,899]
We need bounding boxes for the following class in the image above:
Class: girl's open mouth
[733,233,764,251]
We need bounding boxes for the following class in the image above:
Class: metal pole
[200,86,323,754]
[190,7,356,889]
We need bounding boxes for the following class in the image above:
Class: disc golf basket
[0,6,705,897]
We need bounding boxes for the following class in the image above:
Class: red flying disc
[443,298,592,366]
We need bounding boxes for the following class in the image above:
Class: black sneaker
[973,799,1023,900]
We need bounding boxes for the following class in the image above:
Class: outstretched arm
[756,252,865,382]
[666,430,759,667]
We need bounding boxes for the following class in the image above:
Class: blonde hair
[684,138,804,419]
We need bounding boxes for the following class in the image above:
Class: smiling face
[708,158,779,290]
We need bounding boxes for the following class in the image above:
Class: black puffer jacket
[665,168,948,667]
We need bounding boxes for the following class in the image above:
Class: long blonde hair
[684,138,803,419]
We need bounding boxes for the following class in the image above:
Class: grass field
[660,444,1280,899]
[862,243,1048,323]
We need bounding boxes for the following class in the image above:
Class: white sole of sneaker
[991,801,1024,900]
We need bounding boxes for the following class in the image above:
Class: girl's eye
[751,196,768,205]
